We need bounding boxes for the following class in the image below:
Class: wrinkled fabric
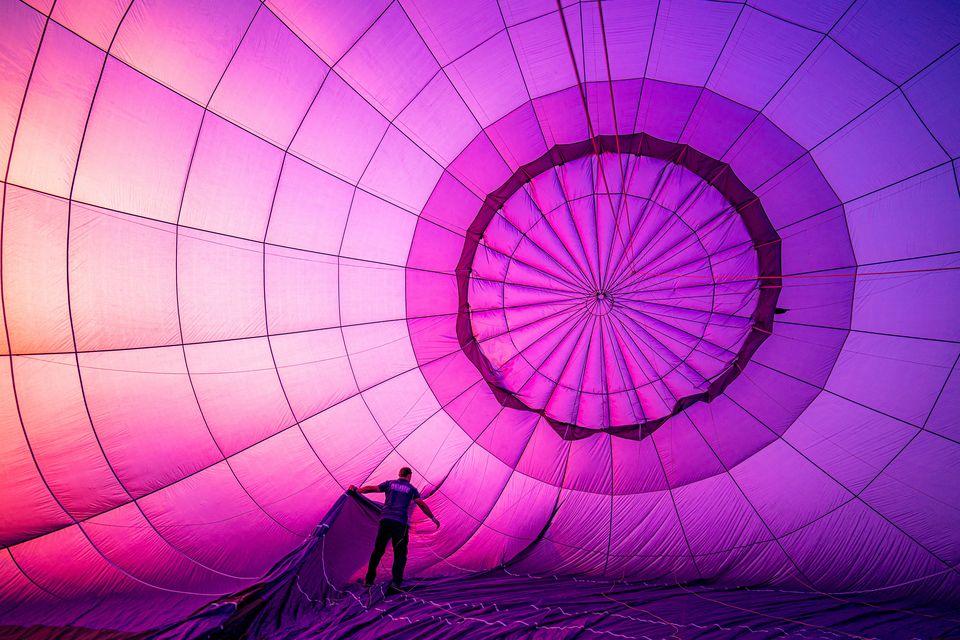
[142,495,960,639]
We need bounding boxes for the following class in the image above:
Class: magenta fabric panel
[0,0,958,635]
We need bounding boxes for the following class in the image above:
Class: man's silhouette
[350,467,439,588]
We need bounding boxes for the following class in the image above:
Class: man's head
[399,467,412,480]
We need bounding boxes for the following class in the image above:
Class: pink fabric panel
[74,59,202,223]
[7,23,103,198]
[114,0,258,102]
[209,9,327,145]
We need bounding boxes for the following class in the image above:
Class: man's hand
[348,485,358,492]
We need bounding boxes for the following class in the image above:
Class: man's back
[352,469,439,587]
[378,479,420,524]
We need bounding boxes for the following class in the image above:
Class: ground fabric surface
[135,494,959,640]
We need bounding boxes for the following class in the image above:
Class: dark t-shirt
[378,479,421,525]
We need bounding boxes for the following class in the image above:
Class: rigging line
[599,591,853,640]
[620,150,957,293]
[399,590,654,639]
[501,554,960,620]
[597,0,662,282]
[484,206,599,292]
[622,264,960,282]
[602,158,686,283]
[607,2,750,285]
[393,0,599,292]
[608,187,729,298]
[605,174,732,295]
[405,582,849,640]
[555,0,631,290]
[467,215,599,289]
[596,0,634,288]
[630,245,959,297]
[615,219,754,294]
[611,11,955,295]
[678,582,873,640]
[774,319,960,346]
[520,171,602,288]
[624,250,760,293]
[551,159,607,289]
[578,0,608,294]
[326,16,608,553]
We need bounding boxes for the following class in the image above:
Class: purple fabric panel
[833,0,960,84]
[707,9,821,110]
[904,47,960,156]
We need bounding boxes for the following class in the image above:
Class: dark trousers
[365,519,409,585]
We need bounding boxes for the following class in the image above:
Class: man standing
[349,467,440,588]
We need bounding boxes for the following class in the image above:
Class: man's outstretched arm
[415,498,440,528]
[348,485,381,494]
